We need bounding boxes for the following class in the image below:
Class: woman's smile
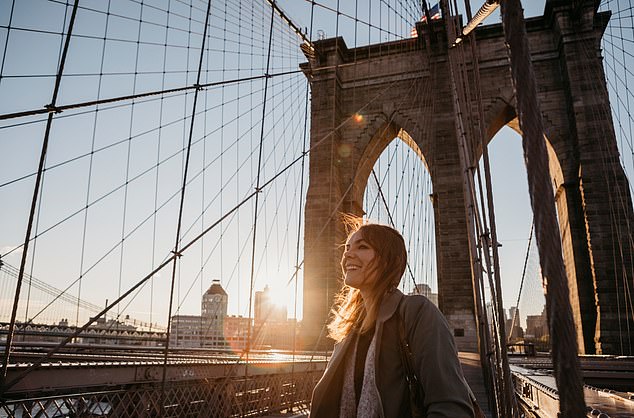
[342,230,377,291]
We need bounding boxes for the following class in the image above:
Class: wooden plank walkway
[459,351,493,417]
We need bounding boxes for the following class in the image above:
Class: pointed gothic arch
[484,108,595,354]
[347,119,429,210]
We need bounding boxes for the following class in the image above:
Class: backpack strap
[396,296,486,418]
[395,297,426,416]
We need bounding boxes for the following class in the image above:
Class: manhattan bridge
[1,0,634,416]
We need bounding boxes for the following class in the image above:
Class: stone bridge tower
[300,0,634,355]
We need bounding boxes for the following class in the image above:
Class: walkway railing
[1,357,327,417]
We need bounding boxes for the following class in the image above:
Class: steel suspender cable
[160,0,215,411]
[0,0,81,389]
[245,0,276,389]
[290,2,315,405]
[508,222,534,342]
[465,0,515,412]
[290,77,311,415]
[441,0,517,414]
[500,0,586,415]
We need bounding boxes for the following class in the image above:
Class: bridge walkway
[460,352,492,417]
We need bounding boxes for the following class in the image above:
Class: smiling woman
[330,222,408,340]
[310,221,476,418]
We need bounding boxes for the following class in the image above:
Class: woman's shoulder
[400,294,449,328]
[400,293,437,312]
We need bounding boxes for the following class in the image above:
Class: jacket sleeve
[403,296,474,418]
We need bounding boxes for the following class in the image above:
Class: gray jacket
[309,289,474,417]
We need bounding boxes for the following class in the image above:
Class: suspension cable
[441,0,517,414]
[500,0,586,415]
[245,0,277,388]
[465,0,515,412]
[159,0,215,409]
[0,0,81,387]
[0,69,302,121]
[508,222,534,342]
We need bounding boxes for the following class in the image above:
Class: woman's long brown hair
[327,222,407,342]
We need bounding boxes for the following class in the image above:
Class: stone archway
[486,112,596,355]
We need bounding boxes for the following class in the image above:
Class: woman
[309,223,475,417]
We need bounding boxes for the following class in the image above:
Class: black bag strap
[396,298,420,387]
[395,297,426,416]
[396,296,486,418]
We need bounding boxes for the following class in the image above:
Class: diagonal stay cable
[0,0,80,387]
[501,0,586,415]
[0,74,288,193]
[370,169,418,288]
[174,76,308,313]
[159,0,214,408]
[0,75,297,263]
[508,222,534,342]
[0,69,302,121]
[0,255,176,395]
[244,0,277,391]
[13,76,304,328]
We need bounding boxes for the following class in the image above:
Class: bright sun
[267,284,290,309]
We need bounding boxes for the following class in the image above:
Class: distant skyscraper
[526,306,548,339]
[170,315,204,348]
[201,279,228,347]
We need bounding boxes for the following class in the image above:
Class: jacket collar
[376,289,404,323]
[311,289,404,415]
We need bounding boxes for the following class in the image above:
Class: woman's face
[342,230,378,291]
